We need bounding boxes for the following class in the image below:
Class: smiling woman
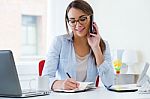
[42,0,114,91]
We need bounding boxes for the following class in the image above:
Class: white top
[75,52,91,81]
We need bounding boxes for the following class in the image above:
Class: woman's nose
[76,21,82,27]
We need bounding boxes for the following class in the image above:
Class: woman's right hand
[63,78,80,90]
[52,78,80,90]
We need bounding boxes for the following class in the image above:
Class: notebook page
[54,82,95,93]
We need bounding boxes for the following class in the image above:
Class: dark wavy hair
[65,0,106,54]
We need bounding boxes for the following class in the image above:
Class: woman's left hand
[87,22,101,51]
[87,22,104,66]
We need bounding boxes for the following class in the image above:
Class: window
[22,15,38,56]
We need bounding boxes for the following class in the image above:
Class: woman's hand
[52,78,79,90]
[87,22,101,51]
[87,22,104,66]
[62,78,80,90]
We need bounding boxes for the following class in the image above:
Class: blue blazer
[42,34,114,89]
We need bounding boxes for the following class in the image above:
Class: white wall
[89,0,150,75]
[0,0,47,59]
[47,0,70,50]
[0,0,48,89]
[0,0,21,58]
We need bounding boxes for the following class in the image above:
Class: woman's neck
[73,35,90,57]
[73,35,88,46]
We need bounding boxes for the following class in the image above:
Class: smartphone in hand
[89,15,96,34]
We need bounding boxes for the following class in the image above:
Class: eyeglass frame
[67,15,91,27]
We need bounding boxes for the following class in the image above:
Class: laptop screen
[0,50,22,97]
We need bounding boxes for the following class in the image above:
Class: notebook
[108,84,138,92]
[108,63,149,92]
[0,50,50,98]
[54,82,96,93]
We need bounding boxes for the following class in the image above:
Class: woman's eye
[80,17,87,21]
[70,20,75,23]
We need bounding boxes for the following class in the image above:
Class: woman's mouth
[75,27,85,32]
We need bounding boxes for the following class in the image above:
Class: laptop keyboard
[22,89,50,97]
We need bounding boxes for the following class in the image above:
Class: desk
[0,87,150,99]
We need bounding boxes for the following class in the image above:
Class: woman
[42,0,114,90]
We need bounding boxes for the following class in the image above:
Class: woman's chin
[76,32,87,37]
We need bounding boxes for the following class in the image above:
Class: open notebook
[54,82,96,93]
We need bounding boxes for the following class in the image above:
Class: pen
[66,72,79,88]
[66,72,71,78]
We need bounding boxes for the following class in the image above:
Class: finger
[93,22,100,35]
[93,22,98,31]
[67,78,79,88]
[76,83,80,88]
[64,78,78,89]
[64,80,78,90]
[89,33,97,37]
[68,78,78,84]
[67,82,78,89]
[92,23,101,38]
[64,84,76,90]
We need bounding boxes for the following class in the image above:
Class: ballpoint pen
[66,72,71,78]
[66,72,79,88]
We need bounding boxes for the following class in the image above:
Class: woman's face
[67,8,90,38]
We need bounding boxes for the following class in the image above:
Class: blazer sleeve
[42,36,62,89]
[97,41,115,88]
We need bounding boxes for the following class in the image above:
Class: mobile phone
[89,15,96,34]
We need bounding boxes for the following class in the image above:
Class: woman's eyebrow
[69,15,87,19]
[79,15,87,18]
[69,18,75,20]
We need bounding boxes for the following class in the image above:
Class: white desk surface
[0,87,150,99]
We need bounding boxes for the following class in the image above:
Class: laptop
[0,50,50,98]
[108,62,149,92]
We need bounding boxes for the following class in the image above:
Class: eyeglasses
[68,15,90,27]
